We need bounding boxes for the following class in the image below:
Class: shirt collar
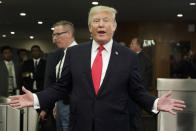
[92,39,113,53]
[33,58,40,63]
[64,41,78,53]
[4,60,13,64]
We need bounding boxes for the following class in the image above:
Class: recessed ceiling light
[10,31,15,34]
[29,36,34,39]
[177,14,183,18]
[2,34,6,37]
[0,1,2,4]
[38,21,43,24]
[20,12,26,16]
[51,27,54,30]
[189,3,196,6]
[92,1,99,5]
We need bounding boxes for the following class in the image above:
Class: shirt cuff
[152,98,159,114]
[33,93,40,109]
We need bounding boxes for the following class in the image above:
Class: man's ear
[112,23,117,32]
[89,25,92,33]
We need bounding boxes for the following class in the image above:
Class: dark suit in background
[37,41,156,131]
[44,48,64,90]
[138,51,152,90]
[22,58,46,93]
[39,48,64,131]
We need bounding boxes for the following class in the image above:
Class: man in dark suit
[9,5,185,131]
[0,46,21,97]
[129,38,153,131]
[38,20,77,131]
[21,45,46,93]
[38,48,63,131]
[130,38,152,91]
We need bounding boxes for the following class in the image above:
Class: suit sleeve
[43,53,56,89]
[36,48,72,110]
[128,54,156,112]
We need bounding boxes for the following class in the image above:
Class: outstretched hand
[158,91,186,115]
[7,86,34,108]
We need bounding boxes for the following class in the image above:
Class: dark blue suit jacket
[37,41,156,131]
[44,48,64,89]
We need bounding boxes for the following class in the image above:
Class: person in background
[17,48,28,65]
[0,46,21,97]
[21,45,46,93]
[38,20,77,131]
[8,5,185,131]
[129,37,153,131]
[129,38,152,91]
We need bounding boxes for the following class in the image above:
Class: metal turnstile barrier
[157,78,196,131]
[0,97,38,131]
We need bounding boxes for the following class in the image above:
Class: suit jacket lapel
[83,42,96,96]
[97,41,120,96]
[31,59,35,70]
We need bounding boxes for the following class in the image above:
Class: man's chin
[96,40,109,45]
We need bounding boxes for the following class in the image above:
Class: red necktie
[91,45,104,94]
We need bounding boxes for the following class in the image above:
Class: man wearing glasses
[38,20,77,131]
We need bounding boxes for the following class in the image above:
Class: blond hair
[88,5,117,26]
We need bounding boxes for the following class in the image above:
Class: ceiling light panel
[92,1,99,5]
[29,36,34,39]
[20,12,26,16]
[177,14,183,18]
[189,3,196,6]
[38,21,43,24]
[10,31,15,34]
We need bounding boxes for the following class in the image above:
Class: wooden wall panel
[115,21,196,89]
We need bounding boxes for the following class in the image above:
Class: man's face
[31,47,41,59]
[2,49,12,61]
[52,25,72,49]
[129,38,139,53]
[19,51,27,59]
[89,11,117,45]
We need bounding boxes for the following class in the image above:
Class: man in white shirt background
[0,46,21,97]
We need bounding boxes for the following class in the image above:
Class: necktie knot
[98,45,104,52]
[35,60,37,65]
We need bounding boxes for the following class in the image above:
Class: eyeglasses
[52,31,68,37]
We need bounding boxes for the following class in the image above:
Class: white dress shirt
[33,58,40,67]
[33,39,158,113]
[56,41,77,79]
[4,60,17,90]
[91,39,113,86]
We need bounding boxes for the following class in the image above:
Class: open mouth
[97,31,106,35]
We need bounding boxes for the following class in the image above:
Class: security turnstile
[0,97,38,131]
[157,78,196,131]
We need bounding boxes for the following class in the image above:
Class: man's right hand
[8,86,34,108]
[38,110,47,121]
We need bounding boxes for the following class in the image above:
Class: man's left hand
[157,91,186,115]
